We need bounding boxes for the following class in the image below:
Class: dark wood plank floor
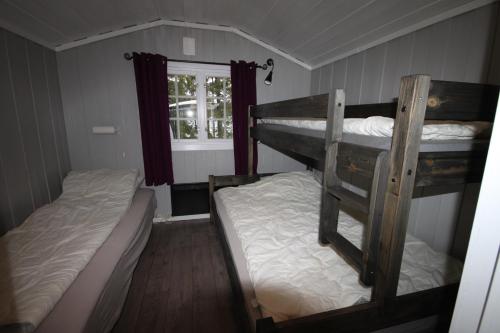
[112,220,241,333]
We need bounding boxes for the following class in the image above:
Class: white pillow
[62,169,139,198]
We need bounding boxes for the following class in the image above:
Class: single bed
[0,169,155,333]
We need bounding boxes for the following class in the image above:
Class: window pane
[179,120,198,139]
[225,120,233,139]
[168,75,176,97]
[207,119,225,139]
[226,99,232,117]
[207,98,224,118]
[170,120,178,139]
[206,76,225,97]
[178,97,197,118]
[177,75,197,96]
[169,97,177,118]
[225,78,232,96]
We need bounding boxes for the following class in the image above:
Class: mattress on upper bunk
[0,169,142,333]
[260,116,491,152]
[214,171,463,323]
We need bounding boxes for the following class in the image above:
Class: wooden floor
[112,220,242,333]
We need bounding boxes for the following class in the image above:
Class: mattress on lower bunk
[0,169,141,332]
[261,117,491,152]
[214,171,463,323]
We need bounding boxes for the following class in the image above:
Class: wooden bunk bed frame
[209,74,499,333]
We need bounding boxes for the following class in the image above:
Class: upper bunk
[249,79,499,195]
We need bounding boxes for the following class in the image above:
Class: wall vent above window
[183,37,196,56]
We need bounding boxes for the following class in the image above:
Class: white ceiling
[0,0,496,67]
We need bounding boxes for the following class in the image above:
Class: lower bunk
[210,171,462,333]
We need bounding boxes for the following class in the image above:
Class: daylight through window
[168,62,232,150]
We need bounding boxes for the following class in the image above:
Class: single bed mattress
[214,171,462,322]
[0,169,141,332]
[34,188,154,333]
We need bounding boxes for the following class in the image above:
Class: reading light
[264,58,274,85]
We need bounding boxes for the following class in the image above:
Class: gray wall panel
[345,53,364,105]
[0,157,14,234]
[331,58,348,91]
[0,28,69,235]
[26,43,59,201]
[309,3,500,254]
[45,49,71,178]
[360,44,386,103]
[0,29,34,229]
[6,32,47,209]
[57,25,310,217]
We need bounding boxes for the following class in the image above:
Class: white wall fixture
[183,37,196,56]
[92,126,117,134]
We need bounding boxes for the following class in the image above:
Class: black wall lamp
[257,58,274,85]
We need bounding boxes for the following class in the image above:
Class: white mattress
[0,169,140,331]
[215,171,463,322]
[261,116,491,140]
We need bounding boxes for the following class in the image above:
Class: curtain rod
[123,52,269,69]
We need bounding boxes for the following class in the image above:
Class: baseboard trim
[161,213,210,222]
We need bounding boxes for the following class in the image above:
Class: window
[168,62,232,151]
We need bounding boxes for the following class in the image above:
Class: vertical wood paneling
[0,156,14,234]
[27,43,60,201]
[344,52,364,105]
[0,28,69,234]
[58,25,309,217]
[318,63,333,94]
[331,58,347,90]
[6,32,46,209]
[360,44,386,103]
[309,4,499,254]
[310,68,320,95]
[45,49,71,178]
[0,30,35,229]
[380,34,414,102]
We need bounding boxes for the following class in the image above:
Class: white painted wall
[57,25,310,217]
[309,3,499,255]
[0,28,70,235]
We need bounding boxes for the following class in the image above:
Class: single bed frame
[209,75,499,333]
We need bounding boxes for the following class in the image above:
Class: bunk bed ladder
[319,89,392,285]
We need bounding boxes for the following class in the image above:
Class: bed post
[248,105,254,176]
[319,89,345,244]
[373,75,431,300]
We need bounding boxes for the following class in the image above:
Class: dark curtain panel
[133,52,174,186]
[231,60,257,175]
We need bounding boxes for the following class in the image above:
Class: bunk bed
[209,75,499,333]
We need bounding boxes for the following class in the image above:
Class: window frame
[168,61,233,151]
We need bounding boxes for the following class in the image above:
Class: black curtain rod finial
[124,52,133,60]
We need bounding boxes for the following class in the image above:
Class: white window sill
[171,140,233,151]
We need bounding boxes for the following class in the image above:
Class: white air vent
[183,37,195,56]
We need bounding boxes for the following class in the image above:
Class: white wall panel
[0,28,69,235]
[58,25,310,217]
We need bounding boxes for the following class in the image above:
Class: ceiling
[0,0,495,68]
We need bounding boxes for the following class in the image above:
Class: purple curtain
[231,60,257,175]
[132,52,174,186]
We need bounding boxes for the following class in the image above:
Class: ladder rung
[327,185,369,215]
